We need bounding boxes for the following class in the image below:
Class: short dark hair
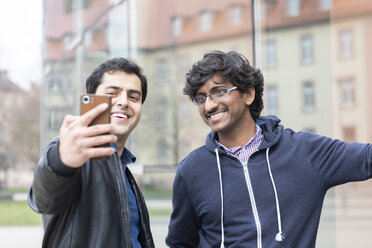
[184,51,264,120]
[86,57,148,103]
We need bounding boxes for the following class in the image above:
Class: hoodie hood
[205,115,284,152]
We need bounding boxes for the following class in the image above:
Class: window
[48,109,71,131]
[64,0,94,13]
[179,100,190,124]
[265,39,277,68]
[339,78,355,108]
[0,128,4,142]
[178,55,190,81]
[267,85,278,114]
[304,128,316,133]
[320,0,332,11]
[63,34,71,51]
[301,35,313,64]
[84,30,92,46]
[156,58,167,84]
[172,17,182,37]
[287,0,300,16]
[157,140,167,165]
[47,72,73,93]
[179,141,191,160]
[302,81,315,111]
[156,100,167,128]
[339,30,353,59]
[229,5,242,26]
[200,11,213,32]
[342,126,356,142]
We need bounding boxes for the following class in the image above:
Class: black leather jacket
[28,138,155,248]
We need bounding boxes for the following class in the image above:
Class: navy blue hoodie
[166,116,372,248]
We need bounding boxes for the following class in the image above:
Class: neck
[115,136,128,157]
[218,116,256,148]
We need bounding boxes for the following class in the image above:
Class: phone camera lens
[82,95,90,104]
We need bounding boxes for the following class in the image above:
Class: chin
[113,126,130,136]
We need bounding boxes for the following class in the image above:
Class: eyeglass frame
[192,86,238,105]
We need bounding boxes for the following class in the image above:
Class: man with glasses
[166,51,372,247]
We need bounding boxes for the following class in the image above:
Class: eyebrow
[211,78,228,85]
[104,86,142,96]
[104,85,123,91]
[128,89,142,96]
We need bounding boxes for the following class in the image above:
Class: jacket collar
[110,144,136,164]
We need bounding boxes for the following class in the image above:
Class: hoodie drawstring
[266,148,285,241]
[215,148,225,248]
[214,147,284,246]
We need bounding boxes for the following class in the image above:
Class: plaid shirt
[216,124,263,163]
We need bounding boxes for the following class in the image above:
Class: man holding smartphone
[28,58,154,247]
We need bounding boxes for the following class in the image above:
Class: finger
[62,115,80,127]
[80,103,109,126]
[83,147,116,159]
[78,124,115,138]
[77,134,118,148]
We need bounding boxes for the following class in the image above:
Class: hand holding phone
[59,95,116,168]
[80,94,112,126]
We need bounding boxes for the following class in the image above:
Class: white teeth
[210,112,224,119]
[112,113,128,118]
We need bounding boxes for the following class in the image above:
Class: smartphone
[80,94,112,126]
[80,94,112,150]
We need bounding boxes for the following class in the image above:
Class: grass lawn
[149,209,172,217]
[142,188,172,199]
[0,199,171,226]
[0,188,171,226]
[0,201,41,226]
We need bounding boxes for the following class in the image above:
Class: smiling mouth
[112,113,128,119]
[208,111,225,120]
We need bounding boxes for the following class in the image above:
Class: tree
[0,82,40,188]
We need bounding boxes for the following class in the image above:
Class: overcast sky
[0,0,42,90]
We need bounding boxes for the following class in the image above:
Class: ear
[245,87,255,106]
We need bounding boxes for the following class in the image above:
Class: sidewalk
[0,217,170,248]
[0,199,172,248]
[0,226,43,248]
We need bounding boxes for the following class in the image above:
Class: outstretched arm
[28,103,117,214]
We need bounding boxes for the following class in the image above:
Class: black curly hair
[184,51,264,120]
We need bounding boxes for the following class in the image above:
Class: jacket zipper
[241,159,262,248]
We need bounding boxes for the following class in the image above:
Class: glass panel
[260,0,372,246]
[37,0,372,247]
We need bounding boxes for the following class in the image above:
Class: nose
[203,95,218,112]
[116,93,128,107]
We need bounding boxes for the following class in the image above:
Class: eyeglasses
[192,86,237,105]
